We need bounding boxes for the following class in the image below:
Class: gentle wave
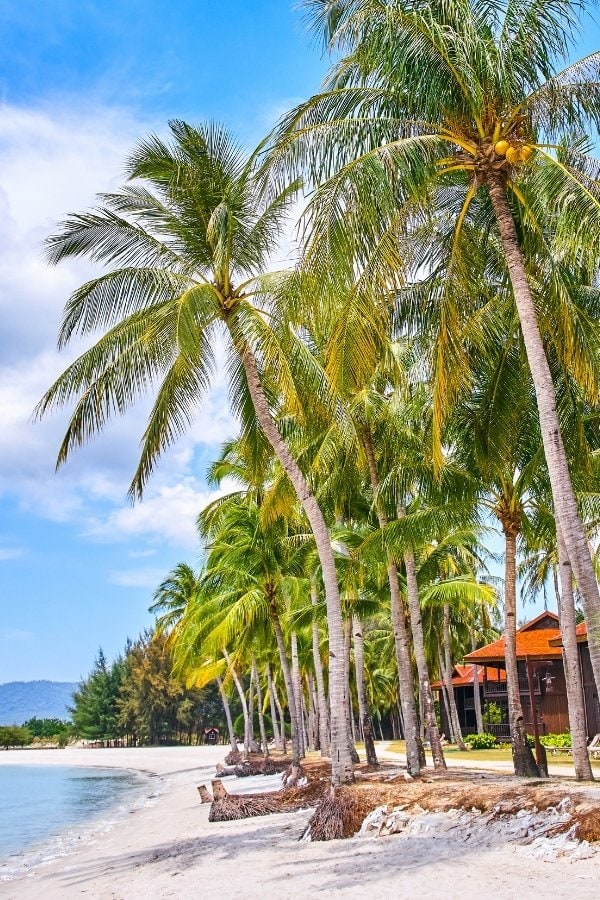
[0,765,158,882]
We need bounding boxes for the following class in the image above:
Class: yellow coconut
[520,145,533,161]
[505,146,519,163]
[494,139,509,156]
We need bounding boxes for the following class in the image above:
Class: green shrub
[483,701,505,724]
[540,732,571,748]
[0,725,33,748]
[466,732,497,750]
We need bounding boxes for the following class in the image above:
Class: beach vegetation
[0,725,32,749]
[38,0,600,794]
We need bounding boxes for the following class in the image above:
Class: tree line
[70,633,230,746]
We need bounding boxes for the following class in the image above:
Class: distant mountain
[0,681,77,724]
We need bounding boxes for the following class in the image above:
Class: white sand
[0,746,598,899]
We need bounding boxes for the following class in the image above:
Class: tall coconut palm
[268,0,600,691]
[36,121,353,784]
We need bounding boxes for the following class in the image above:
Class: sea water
[0,765,151,880]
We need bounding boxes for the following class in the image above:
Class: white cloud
[0,547,24,561]
[108,567,169,590]
[87,476,236,549]
[0,102,237,547]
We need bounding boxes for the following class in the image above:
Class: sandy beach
[0,746,598,899]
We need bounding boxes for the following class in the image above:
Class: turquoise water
[0,765,150,876]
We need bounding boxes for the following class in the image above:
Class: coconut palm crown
[268,0,600,704]
[36,120,358,785]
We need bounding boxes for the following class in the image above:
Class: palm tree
[268,0,600,692]
[150,563,241,753]
[36,121,353,784]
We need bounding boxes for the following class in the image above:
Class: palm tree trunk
[343,619,360,763]
[307,672,318,751]
[248,664,258,751]
[353,614,378,766]
[290,632,306,758]
[471,628,484,735]
[270,604,301,765]
[224,650,250,756]
[556,525,593,780]
[442,604,467,750]
[239,345,353,785]
[272,676,287,753]
[252,656,269,758]
[487,174,600,696]
[217,675,238,753]
[503,530,540,776]
[301,689,311,752]
[362,428,421,774]
[403,541,446,769]
[310,578,331,755]
[438,657,455,743]
[266,662,283,751]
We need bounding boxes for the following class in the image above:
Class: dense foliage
[0,725,32,749]
[39,0,600,783]
[70,634,228,745]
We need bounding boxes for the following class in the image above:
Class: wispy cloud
[0,547,24,561]
[0,101,236,547]
[108,567,168,590]
[0,627,34,641]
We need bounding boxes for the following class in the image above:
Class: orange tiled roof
[549,621,588,647]
[464,629,563,663]
[431,664,506,689]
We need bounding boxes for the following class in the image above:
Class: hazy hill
[0,681,77,724]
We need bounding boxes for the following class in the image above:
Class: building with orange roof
[431,665,506,737]
[457,611,599,740]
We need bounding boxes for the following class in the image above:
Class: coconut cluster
[494,140,533,164]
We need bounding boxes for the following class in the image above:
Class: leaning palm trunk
[224,650,250,757]
[266,663,283,751]
[556,526,594,781]
[291,632,306,758]
[217,675,238,753]
[442,604,467,751]
[487,175,600,697]
[252,657,269,758]
[404,543,446,769]
[362,429,421,774]
[310,579,331,756]
[503,531,540,776]
[270,606,301,766]
[352,614,378,766]
[471,628,484,735]
[240,346,353,785]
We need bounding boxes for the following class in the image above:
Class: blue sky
[0,2,598,683]
[0,1,327,682]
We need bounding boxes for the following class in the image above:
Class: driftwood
[207,777,327,822]
[216,757,291,778]
[197,784,213,804]
[224,749,244,766]
[302,787,374,842]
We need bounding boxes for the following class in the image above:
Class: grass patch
[385,740,600,770]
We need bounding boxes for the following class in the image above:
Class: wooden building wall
[580,644,600,738]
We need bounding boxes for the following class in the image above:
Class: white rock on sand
[0,746,598,899]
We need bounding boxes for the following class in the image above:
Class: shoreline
[1,746,598,899]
